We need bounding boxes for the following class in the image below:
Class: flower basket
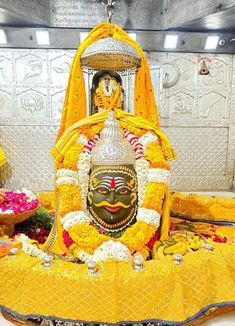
[0,205,39,225]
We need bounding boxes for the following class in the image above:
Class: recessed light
[80,32,89,43]
[164,34,178,49]
[0,29,7,44]
[128,33,137,41]
[35,30,50,45]
[205,35,219,50]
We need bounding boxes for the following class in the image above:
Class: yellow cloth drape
[52,109,176,163]
[56,22,159,141]
[0,146,7,167]
[171,192,235,223]
[0,245,235,324]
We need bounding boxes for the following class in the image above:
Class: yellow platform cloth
[171,192,235,223]
[57,22,160,141]
[0,244,235,324]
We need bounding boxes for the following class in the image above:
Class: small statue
[93,73,123,113]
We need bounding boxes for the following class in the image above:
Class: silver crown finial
[91,110,135,166]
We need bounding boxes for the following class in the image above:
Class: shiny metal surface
[91,110,136,165]
[0,28,234,54]
[81,37,141,70]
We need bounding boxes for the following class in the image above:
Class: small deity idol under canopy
[94,73,123,112]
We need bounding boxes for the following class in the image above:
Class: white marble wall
[0,49,234,191]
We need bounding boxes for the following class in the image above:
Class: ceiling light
[80,32,89,43]
[36,30,50,45]
[164,34,178,49]
[0,29,7,44]
[128,33,137,41]
[204,35,219,50]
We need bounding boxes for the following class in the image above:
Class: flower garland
[57,126,171,263]
[95,79,121,110]
[15,234,47,259]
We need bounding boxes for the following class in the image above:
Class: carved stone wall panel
[167,53,198,89]
[14,50,49,85]
[16,87,48,119]
[48,50,75,86]
[0,125,58,191]
[163,126,228,179]
[197,89,229,120]
[0,87,13,118]
[49,86,66,119]
[0,50,13,83]
[167,88,196,119]
[197,54,232,89]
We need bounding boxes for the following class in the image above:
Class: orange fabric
[57,22,159,141]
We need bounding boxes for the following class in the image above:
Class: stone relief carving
[198,90,228,119]
[16,88,47,118]
[15,51,48,84]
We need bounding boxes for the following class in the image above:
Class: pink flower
[63,230,74,247]
[99,227,106,234]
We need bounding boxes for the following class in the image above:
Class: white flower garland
[147,168,171,185]
[137,208,161,227]
[76,134,88,145]
[92,240,131,263]
[77,152,92,208]
[135,157,149,206]
[16,234,47,260]
[57,169,78,179]
[61,211,91,231]
[139,132,158,151]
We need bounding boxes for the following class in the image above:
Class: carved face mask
[88,165,138,233]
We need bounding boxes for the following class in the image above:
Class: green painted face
[88,165,138,232]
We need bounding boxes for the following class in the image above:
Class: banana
[157,245,166,260]
[164,242,183,255]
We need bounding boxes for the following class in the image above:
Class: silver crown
[81,37,141,70]
[91,110,136,166]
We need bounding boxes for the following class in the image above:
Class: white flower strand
[139,132,158,151]
[61,211,91,231]
[16,234,47,260]
[147,168,171,185]
[76,134,89,145]
[137,208,161,227]
[56,169,78,179]
[56,176,79,187]
[92,240,131,263]
[77,152,92,208]
[136,157,149,206]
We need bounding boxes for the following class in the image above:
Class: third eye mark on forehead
[99,176,126,188]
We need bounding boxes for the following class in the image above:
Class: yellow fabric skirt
[0,243,235,325]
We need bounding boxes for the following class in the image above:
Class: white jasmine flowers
[16,234,47,260]
[76,134,88,145]
[61,211,91,230]
[139,132,158,151]
[147,168,171,185]
[137,208,161,227]
[92,240,132,263]
[136,157,149,206]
